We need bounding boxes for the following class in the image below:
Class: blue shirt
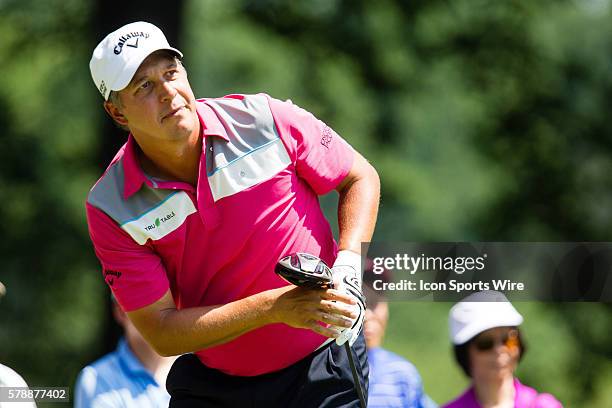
[74,338,170,408]
[368,347,438,408]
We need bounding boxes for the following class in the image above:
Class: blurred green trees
[0,0,611,406]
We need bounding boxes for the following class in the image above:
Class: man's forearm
[129,285,357,357]
[330,153,379,347]
[130,289,281,357]
[336,154,380,254]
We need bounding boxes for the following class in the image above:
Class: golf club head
[275,253,334,289]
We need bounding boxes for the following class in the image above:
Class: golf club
[276,253,367,408]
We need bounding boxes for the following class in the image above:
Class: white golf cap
[449,290,523,345]
[90,21,183,100]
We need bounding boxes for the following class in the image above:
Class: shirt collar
[462,378,523,407]
[196,99,230,141]
[116,337,154,380]
[121,99,229,199]
[513,377,535,405]
[122,135,149,199]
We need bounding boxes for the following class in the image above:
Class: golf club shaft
[344,342,367,408]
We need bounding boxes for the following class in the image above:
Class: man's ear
[104,100,129,127]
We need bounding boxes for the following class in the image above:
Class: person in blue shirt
[74,296,176,408]
[364,284,437,408]
[1,281,37,408]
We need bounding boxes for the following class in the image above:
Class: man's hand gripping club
[275,252,368,408]
[275,252,365,346]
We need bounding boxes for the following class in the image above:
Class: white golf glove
[332,250,365,347]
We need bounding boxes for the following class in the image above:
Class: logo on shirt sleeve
[104,270,122,287]
[320,125,333,148]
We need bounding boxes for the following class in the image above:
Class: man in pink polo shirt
[87,21,380,407]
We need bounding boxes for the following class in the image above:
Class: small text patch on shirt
[120,191,196,244]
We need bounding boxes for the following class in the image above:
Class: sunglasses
[473,329,520,352]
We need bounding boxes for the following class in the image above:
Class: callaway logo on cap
[89,21,183,100]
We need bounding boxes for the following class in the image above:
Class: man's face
[108,51,199,145]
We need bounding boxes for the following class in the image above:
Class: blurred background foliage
[0,0,611,406]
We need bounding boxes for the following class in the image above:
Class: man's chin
[164,117,197,136]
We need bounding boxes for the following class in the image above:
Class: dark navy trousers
[167,333,368,408]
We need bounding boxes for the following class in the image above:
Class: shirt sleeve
[74,367,96,408]
[86,203,169,312]
[74,366,124,408]
[404,363,426,408]
[535,393,564,408]
[266,95,355,195]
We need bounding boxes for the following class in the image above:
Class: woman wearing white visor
[443,291,562,408]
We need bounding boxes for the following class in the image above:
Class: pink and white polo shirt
[86,94,354,376]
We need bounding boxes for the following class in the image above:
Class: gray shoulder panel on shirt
[204,94,281,176]
[87,159,174,226]
[88,94,284,224]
